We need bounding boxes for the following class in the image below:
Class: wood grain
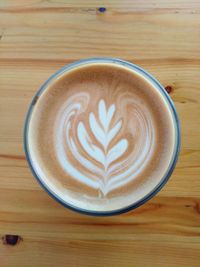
[0,1,200,266]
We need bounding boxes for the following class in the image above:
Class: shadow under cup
[24,58,180,216]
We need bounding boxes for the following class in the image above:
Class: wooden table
[0,1,200,266]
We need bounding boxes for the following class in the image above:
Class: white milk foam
[55,94,155,196]
[28,63,176,212]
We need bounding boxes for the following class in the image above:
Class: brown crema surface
[27,63,175,212]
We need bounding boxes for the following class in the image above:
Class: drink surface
[27,62,175,212]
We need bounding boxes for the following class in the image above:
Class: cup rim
[24,57,181,216]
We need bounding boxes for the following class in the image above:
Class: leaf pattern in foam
[99,99,115,132]
[77,122,105,165]
[89,112,106,147]
[106,120,122,148]
[77,99,128,191]
[69,138,104,177]
[90,103,122,149]
[106,139,128,167]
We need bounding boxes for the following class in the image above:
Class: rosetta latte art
[55,93,155,196]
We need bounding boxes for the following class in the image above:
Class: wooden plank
[1,239,200,267]
[0,11,200,60]
[1,0,200,11]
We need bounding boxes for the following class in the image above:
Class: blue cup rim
[24,57,181,216]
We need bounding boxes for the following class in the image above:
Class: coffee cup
[24,58,180,215]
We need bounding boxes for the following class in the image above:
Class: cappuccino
[25,59,179,214]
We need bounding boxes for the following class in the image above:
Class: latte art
[26,61,177,213]
[55,94,155,196]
